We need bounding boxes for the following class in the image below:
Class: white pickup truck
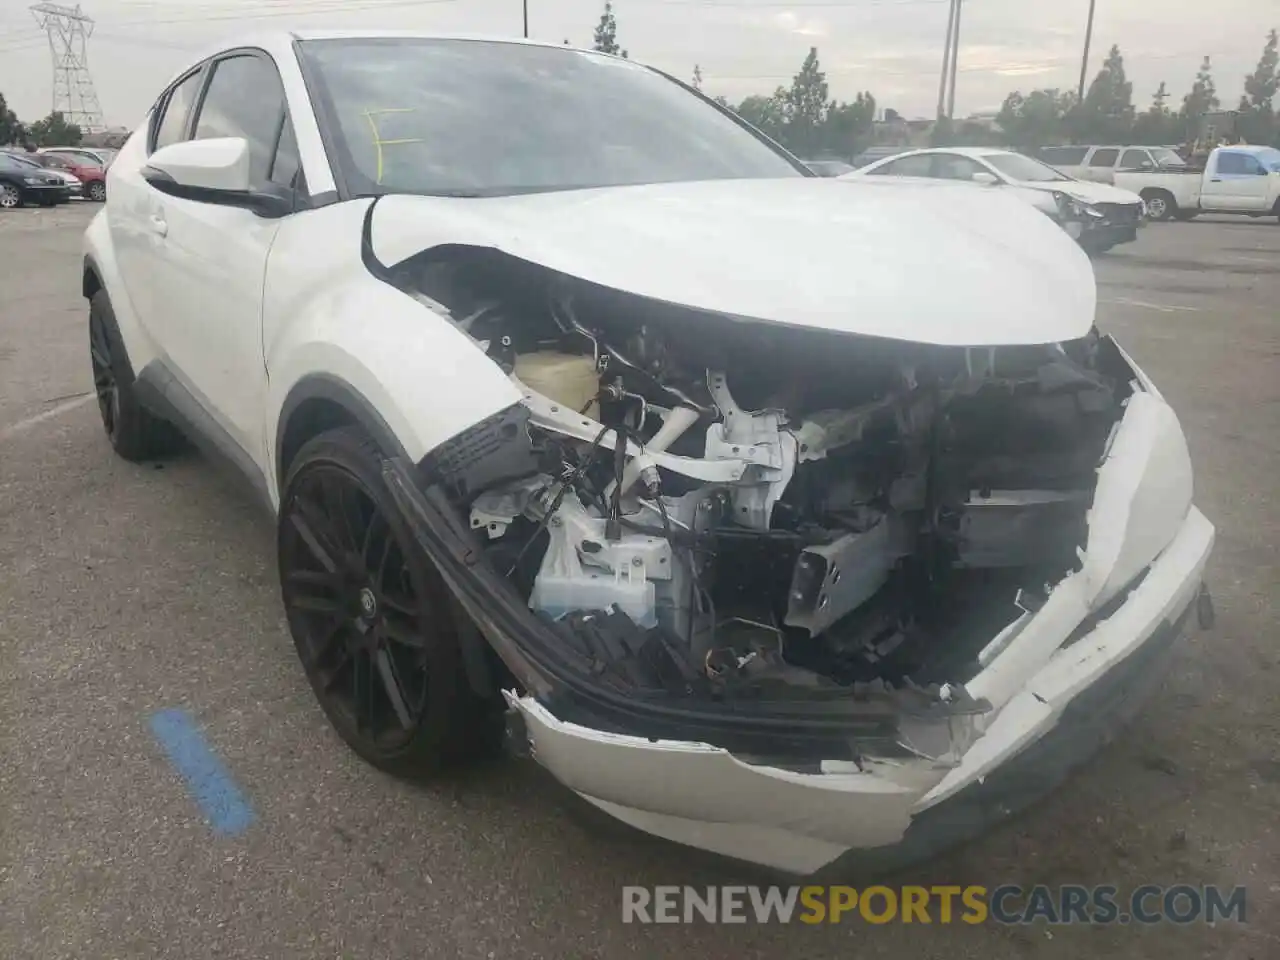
[1095,145,1280,222]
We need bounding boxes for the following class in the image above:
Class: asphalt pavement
[1,204,1277,959]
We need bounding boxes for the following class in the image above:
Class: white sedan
[84,30,1214,876]
[843,147,1149,253]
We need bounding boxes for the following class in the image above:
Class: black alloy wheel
[278,427,492,775]
[89,302,121,443]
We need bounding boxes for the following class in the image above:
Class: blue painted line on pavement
[148,708,256,836]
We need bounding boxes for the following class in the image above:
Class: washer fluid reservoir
[513,352,600,419]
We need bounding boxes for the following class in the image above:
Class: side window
[933,155,986,181]
[872,154,935,177]
[1118,149,1149,169]
[1088,148,1119,167]
[1217,152,1264,176]
[153,71,204,151]
[1040,146,1088,165]
[191,54,288,186]
[269,116,300,188]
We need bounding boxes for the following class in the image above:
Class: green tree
[1076,44,1135,142]
[0,92,24,145]
[930,115,955,146]
[824,92,876,158]
[995,88,1076,148]
[735,92,788,142]
[26,111,81,147]
[1132,82,1178,144]
[592,2,627,58]
[780,47,831,156]
[1179,55,1220,140]
[1237,28,1278,144]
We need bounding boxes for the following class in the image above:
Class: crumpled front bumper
[507,505,1213,875]
[383,341,1214,876]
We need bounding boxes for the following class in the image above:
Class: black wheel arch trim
[82,254,104,300]
[274,372,409,489]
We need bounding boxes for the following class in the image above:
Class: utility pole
[522,0,528,38]
[935,0,957,119]
[30,2,105,133]
[946,0,963,119]
[1077,0,1097,103]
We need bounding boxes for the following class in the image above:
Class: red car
[35,151,107,201]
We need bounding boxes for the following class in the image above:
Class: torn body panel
[370,229,1211,873]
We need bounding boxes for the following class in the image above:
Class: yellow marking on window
[361,108,426,184]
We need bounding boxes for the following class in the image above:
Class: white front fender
[264,273,521,504]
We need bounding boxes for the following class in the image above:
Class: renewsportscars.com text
[621,884,1248,925]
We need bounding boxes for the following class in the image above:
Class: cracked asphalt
[1,204,1277,959]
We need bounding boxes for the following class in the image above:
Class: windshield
[985,152,1070,183]
[1150,147,1186,167]
[299,38,805,197]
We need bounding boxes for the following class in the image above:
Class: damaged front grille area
[384,456,988,762]
[378,247,1131,760]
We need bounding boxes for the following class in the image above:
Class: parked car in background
[1109,145,1280,222]
[39,145,118,168]
[802,159,855,177]
[842,146,1146,253]
[850,144,903,168]
[0,150,79,200]
[34,151,106,200]
[0,152,70,208]
[1036,145,1191,185]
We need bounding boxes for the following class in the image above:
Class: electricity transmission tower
[29,2,105,133]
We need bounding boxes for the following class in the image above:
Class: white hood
[1021,179,1143,205]
[371,178,1097,348]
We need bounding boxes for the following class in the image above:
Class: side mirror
[971,171,1000,186]
[142,136,293,217]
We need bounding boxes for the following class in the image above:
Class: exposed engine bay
[390,247,1132,704]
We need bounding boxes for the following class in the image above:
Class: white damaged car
[84,31,1215,876]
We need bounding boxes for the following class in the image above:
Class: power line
[93,0,457,30]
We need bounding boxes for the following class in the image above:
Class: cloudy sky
[0,0,1275,127]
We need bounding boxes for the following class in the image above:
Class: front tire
[278,426,499,778]
[89,291,185,461]
[87,181,107,202]
[1141,189,1176,222]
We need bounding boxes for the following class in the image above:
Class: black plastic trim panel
[134,360,273,514]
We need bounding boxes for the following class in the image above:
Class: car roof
[156,30,636,102]
[1223,144,1280,155]
[180,29,605,66]
[890,146,1015,159]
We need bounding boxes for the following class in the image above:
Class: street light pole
[946,0,963,119]
[1077,0,1097,102]
[523,0,528,38]
[936,0,958,119]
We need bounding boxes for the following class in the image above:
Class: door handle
[1210,178,1222,182]
[148,213,168,237]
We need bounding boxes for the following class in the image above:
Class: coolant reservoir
[514,352,600,419]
